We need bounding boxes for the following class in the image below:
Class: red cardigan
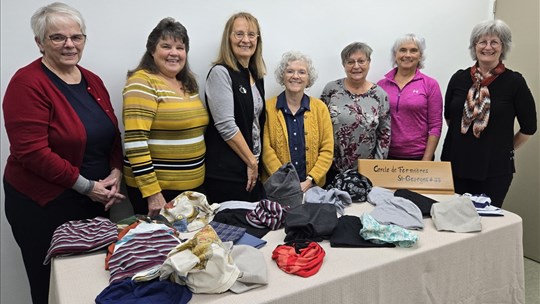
[3,58,123,206]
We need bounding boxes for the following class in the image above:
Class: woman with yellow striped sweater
[123,18,208,216]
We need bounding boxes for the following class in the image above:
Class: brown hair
[128,17,198,93]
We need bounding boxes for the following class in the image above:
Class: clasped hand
[87,169,126,211]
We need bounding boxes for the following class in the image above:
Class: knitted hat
[330,215,395,248]
[229,245,268,293]
[369,196,425,230]
[394,189,438,217]
[326,169,373,202]
[264,162,303,208]
[284,203,338,242]
[360,213,419,248]
[304,186,352,215]
[44,217,117,265]
[367,186,394,205]
[431,197,482,233]
[245,199,287,230]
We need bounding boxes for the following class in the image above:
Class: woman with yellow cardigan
[262,51,334,193]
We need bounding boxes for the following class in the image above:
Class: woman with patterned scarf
[441,19,537,207]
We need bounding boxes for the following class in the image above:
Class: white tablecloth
[49,195,525,304]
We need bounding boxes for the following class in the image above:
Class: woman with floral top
[320,42,391,184]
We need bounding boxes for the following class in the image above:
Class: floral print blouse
[320,78,391,172]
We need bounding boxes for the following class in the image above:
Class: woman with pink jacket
[377,33,443,161]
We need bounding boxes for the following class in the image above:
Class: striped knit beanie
[245,199,287,230]
[44,217,118,265]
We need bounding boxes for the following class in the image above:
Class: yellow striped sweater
[122,70,209,197]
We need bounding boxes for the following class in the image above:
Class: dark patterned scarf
[461,61,505,138]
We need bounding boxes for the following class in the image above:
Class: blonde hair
[213,12,266,79]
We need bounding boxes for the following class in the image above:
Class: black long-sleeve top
[441,67,537,180]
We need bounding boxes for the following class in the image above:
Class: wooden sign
[358,159,454,194]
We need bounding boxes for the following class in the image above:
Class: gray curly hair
[274,51,318,88]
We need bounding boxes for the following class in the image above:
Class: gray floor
[525,257,540,304]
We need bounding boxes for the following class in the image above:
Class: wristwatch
[306,175,315,185]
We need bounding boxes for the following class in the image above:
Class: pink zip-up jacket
[377,68,443,159]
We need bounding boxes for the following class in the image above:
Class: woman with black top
[441,19,537,207]
[204,12,266,203]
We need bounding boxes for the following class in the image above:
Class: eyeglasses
[48,34,87,45]
[345,59,369,67]
[476,40,501,48]
[285,69,308,77]
[231,31,259,41]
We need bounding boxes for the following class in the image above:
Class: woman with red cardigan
[2,3,124,303]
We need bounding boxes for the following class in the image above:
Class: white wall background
[1,0,491,303]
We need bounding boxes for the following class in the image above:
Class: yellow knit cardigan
[262,95,334,186]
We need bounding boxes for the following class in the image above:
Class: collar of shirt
[276,91,311,114]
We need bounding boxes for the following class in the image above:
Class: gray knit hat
[431,197,482,233]
[264,162,303,208]
[229,245,268,293]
